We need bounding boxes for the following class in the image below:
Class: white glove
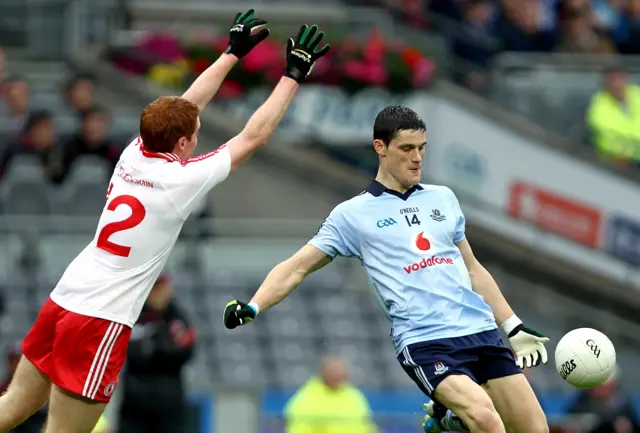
[501,315,550,369]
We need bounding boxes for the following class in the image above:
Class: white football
[555,328,616,389]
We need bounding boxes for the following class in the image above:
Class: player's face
[379,129,426,189]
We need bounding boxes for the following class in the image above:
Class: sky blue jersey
[309,181,497,355]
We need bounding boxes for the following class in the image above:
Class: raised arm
[226,77,299,171]
[181,10,270,110]
[225,24,331,173]
[223,245,331,329]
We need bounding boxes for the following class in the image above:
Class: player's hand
[508,324,550,369]
[284,24,331,83]
[224,9,270,59]
[223,300,258,329]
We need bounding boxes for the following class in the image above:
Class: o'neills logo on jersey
[403,256,454,274]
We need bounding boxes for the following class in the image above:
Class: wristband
[500,314,522,336]
[248,302,259,316]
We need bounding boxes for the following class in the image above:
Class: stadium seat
[37,234,91,280]
[272,362,316,388]
[0,235,24,282]
[269,338,317,364]
[0,155,52,215]
[54,115,80,136]
[53,156,111,215]
[318,314,368,339]
[266,314,318,339]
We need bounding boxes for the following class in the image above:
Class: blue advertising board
[606,215,640,265]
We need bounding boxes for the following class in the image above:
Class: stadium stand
[5,2,640,432]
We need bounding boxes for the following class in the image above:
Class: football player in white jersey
[0,12,330,433]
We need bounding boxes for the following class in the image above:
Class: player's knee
[466,401,504,433]
[525,412,549,433]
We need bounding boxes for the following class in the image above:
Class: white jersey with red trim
[50,137,231,327]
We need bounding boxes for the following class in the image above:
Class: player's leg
[482,374,548,433]
[471,329,548,433]
[398,340,505,433]
[0,356,50,432]
[432,375,505,433]
[0,298,63,431]
[44,386,105,433]
[43,305,132,433]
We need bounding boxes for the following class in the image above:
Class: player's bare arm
[456,238,514,325]
[223,245,331,328]
[253,244,331,311]
[182,10,270,111]
[456,238,549,368]
[225,24,331,172]
[226,77,299,172]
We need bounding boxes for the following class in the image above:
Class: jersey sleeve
[449,189,466,243]
[164,145,232,218]
[308,205,360,258]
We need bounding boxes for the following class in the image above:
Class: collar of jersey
[139,143,181,162]
[364,180,423,201]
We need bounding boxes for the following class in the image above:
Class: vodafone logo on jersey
[411,231,432,252]
[415,232,431,251]
[404,232,454,274]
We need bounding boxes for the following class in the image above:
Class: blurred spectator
[64,73,96,114]
[284,356,377,433]
[1,342,47,433]
[556,2,616,53]
[119,274,197,433]
[586,67,640,165]
[451,0,499,91]
[62,106,120,175]
[0,76,30,133]
[624,0,640,52]
[494,0,557,52]
[567,368,640,433]
[0,110,65,183]
[592,0,628,46]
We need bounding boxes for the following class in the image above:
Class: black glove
[223,300,258,329]
[285,24,331,83]
[224,9,270,59]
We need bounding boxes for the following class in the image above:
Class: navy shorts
[397,329,522,397]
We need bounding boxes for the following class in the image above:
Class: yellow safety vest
[284,378,377,433]
[587,85,640,161]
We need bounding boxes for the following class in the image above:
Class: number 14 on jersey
[405,214,421,227]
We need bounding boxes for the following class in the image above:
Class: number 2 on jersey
[97,186,146,257]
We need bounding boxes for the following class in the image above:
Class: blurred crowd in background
[2,0,640,432]
[0,52,119,186]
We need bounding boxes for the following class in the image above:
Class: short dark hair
[23,110,52,133]
[81,105,108,123]
[373,105,426,145]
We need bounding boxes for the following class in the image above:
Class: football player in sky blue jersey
[224,106,550,433]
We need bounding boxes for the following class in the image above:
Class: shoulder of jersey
[419,183,456,196]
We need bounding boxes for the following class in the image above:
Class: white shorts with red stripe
[22,298,132,402]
